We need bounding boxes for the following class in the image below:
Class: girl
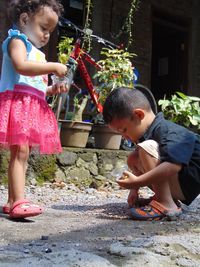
[0,0,67,219]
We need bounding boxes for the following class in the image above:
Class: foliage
[57,36,74,64]
[112,0,139,49]
[82,0,93,52]
[158,92,200,132]
[94,48,136,105]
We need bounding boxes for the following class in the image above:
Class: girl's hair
[8,0,64,23]
[103,87,151,124]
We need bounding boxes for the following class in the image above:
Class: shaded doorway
[151,11,190,100]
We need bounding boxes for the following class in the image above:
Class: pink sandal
[10,199,44,218]
[2,204,10,214]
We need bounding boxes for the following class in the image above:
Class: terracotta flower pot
[59,120,93,148]
[91,124,122,150]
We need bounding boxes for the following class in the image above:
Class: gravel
[0,183,200,266]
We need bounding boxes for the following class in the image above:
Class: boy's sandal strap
[149,200,182,217]
[130,200,182,221]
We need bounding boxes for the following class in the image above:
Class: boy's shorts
[138,140,200,206]
[178,166,200,205]
[137,140,160,160]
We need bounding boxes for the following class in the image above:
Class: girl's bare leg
[7,145,29,207]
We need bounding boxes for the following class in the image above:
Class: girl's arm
[117,161,182,189]
[9,39,67,77]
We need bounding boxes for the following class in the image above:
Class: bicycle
[52,17,119,121]
[52,17,157,124]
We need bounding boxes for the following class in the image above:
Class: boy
[103,87,200,220]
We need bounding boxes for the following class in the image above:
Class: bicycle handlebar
[59,17,119,49]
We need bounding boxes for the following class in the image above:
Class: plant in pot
[158,91,200,134]
[91,47,136,149]
[51,36,93,148]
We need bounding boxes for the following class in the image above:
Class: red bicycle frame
[70,39,103,113]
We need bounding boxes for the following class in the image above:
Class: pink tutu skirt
[0,85,62,154]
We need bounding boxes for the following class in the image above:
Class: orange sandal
[130,200,182,221]
[134,196,155,207]
[10,199,44,219]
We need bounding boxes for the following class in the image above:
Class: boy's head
[103,87,155,142]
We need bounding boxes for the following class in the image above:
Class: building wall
[92,0,195,95]
[133,0,193,94]
[192,0,200,96]
[0,0,199,96]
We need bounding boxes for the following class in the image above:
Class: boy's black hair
[103,87,151,124]
[8,0,63,23]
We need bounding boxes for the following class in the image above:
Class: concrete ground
[0,185,200,267]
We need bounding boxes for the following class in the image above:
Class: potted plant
[94,47,135,104]
[51,37,93,148]
[91,48,136,149]
[158,91,200,133]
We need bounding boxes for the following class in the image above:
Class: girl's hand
[117,170,137,189]
[53,63,68,77]
[46,83,68,96]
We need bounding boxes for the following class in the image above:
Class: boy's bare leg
[127,149,143,207]
[169,175,185,202]
[138,147,183,209]
[127,189,139,207]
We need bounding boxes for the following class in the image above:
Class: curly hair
[8,0,64,23]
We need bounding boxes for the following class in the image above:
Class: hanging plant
[82,0,93,52]
[112,0,139,49]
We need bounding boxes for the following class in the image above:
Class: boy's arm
[9,39,67,77]
[118,161,182,189]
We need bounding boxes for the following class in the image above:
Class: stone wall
[0,148,130,189]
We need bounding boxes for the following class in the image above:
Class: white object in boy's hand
[111,164,128,180]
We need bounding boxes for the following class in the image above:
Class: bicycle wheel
[134,84,157,114]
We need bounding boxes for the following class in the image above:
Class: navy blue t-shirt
[139,112,200,205]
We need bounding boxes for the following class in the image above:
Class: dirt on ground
[0,184,200,267]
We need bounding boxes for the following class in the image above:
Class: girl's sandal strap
[10,199,43,219]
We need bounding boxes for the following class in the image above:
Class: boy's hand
[117,170,137,189]
[53,63,68,77]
